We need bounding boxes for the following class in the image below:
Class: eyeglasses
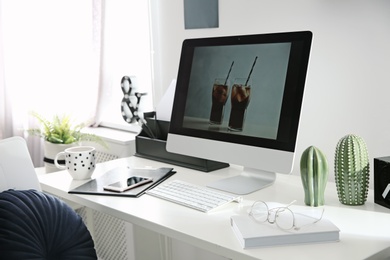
[248,200,324,231]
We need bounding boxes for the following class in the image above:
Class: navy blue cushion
[0,189,97,259]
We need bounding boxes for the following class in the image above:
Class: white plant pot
[44,141,76,173]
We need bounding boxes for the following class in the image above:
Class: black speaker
[374,157,390,209]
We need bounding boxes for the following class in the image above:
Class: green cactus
[334,134,370,205]
[300,146,328,207]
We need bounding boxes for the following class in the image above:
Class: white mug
[54,146,96,180]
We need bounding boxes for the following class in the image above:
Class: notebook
[69,167,175,197]
[231,214,340,248]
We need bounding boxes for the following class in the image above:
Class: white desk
[38,156,390,260]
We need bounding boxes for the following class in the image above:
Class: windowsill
[98,121,142,134]
[82,126,138,145]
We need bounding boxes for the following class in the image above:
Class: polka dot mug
[54,146,96,180]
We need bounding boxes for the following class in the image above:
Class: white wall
[151,0,390,187]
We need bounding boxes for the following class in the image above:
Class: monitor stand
[207,167,276,195]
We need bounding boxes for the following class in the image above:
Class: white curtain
[0,0,103,166]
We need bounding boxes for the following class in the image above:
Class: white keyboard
[146,180,241,212]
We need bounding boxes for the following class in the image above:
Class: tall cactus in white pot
[334,134,370,205]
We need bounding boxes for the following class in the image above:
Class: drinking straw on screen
[245,56,258,86]
[224,61,235,85]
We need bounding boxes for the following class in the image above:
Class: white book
[231,215,340,248]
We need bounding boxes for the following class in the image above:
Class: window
[97,1,154,132]
[1,0,153,133]
[2,0,99,126]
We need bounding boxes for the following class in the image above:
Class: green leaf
[26,112,107,149]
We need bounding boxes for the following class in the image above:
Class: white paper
[156,79,176,121]
[383,183,390,199]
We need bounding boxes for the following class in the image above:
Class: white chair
[0,136,41,191]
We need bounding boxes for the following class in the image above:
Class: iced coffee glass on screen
[209,78,230,125]
[228,78,251,131]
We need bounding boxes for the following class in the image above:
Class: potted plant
[27,112,107,173]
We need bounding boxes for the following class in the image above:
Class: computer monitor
[166,31,312,195]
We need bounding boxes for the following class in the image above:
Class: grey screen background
[183,42,291,139]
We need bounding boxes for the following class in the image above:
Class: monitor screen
[167,31,312,194]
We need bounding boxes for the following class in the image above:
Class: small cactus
[334,134,370,205]
[300,146,328,206]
